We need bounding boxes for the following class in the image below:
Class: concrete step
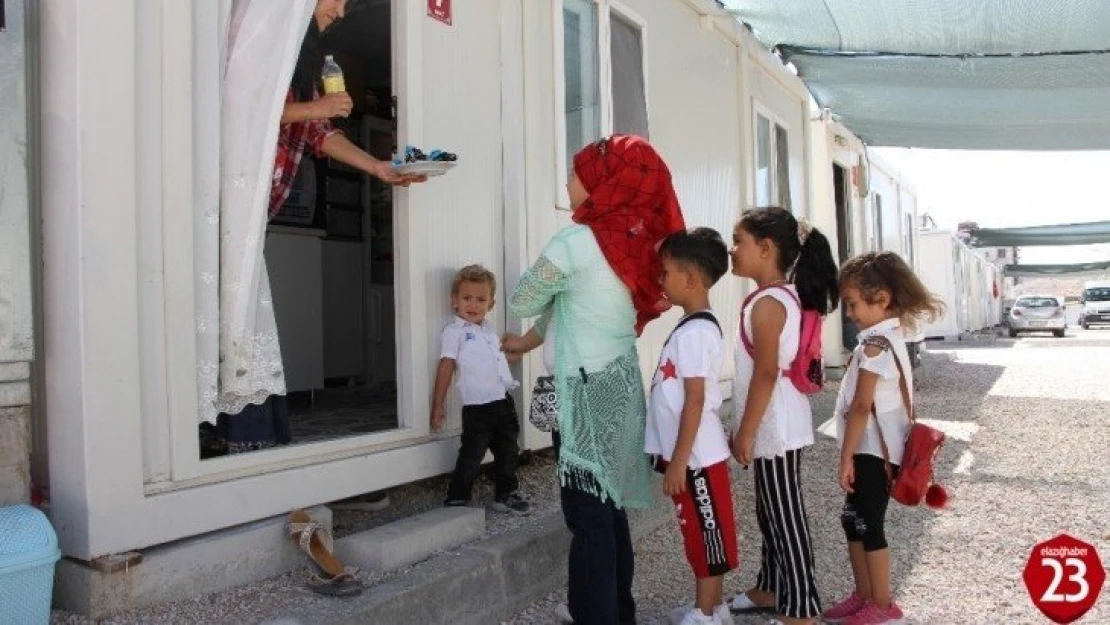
[271,492,673,625]
[333,505,485,573]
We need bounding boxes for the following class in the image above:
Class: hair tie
[797,218,813,246]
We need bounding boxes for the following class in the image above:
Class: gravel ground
[510,329,1110,624]
[48,329,1110,624]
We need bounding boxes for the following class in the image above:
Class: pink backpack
[739,284,826,395]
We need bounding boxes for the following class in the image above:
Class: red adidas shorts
[665,459,738,578]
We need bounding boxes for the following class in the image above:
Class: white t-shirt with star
[644,313,731,469]
[439,316,519,406]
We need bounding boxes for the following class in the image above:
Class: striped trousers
[753,448,822,619]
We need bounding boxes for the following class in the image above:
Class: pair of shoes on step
[670,603,733,625]
[286,509,364,598]
[823,592,905,624]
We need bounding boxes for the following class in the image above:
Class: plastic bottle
[322,55,346,95]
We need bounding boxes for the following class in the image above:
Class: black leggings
[841,454,898,551]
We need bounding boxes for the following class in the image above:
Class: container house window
[563,0,601,173]
[754,113,791,209]
[558,1,650,207]
[610,14,648,139]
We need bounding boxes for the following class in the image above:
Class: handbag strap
[849,335,914,481]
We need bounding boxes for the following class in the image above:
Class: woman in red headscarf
[504,135,685,624]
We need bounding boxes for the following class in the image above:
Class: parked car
[1008,295,1067,338]
[1079,282,1110,329]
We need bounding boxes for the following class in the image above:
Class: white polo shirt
[439,316,518,406]
[644,312,731,470]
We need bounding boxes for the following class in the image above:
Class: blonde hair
[839,252,945,332]
[451,264,497,298]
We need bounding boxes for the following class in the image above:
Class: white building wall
[37,0,817,557]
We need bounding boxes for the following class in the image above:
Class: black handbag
[528,376,559,432]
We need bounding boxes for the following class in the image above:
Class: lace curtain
[195,0,315,424]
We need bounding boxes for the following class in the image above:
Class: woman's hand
[501,333,538,360]
[367,159,427,187]
[663,461,687,497]
[839,457,856,493]
[314,92,354,119]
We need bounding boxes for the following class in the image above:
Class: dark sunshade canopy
[969,221,1110,247]
[1004,261,1110,277]
[732,0,1110,149]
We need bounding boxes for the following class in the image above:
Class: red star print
[660,358,678,381]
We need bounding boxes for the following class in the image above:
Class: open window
[556,0,650,208]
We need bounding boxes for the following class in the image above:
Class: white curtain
[195,0,315,424]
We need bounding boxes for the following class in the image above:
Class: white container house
[809,117,923,366]
[29,0,819,610]
[918,228,999,339]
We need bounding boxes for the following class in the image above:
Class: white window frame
[553,0,650,210]
[870,191,884,251]
[751,102,792,210]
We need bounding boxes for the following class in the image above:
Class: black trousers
[841,454,898,551]
[446,396,520,501]
[555,430,636,624]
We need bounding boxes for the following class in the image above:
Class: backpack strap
[739,284,798,373]
[664,311,722,349]
[653,312,722,390]
[852,335,915,482]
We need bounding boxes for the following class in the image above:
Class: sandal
[287,509,364,597]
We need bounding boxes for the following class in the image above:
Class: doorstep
[266,492,672,625]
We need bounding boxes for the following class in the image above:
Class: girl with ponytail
[726,206,838,624]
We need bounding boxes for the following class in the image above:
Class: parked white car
[1008,295,1067,338]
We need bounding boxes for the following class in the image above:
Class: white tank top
[732,285,815,458]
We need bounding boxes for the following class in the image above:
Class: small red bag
[860,337,948,509]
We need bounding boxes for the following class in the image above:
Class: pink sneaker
[842,600,905,625]
[821,592,866,622]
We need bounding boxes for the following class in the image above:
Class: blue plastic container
[0,505,60,625]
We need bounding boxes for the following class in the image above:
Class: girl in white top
[822,252,944,625]
[728,207,840,625]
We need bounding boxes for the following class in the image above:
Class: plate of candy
[392,146,457,177]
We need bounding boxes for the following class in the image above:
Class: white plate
[393,161,456,177]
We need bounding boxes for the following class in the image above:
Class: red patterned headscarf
[572,135,686,335]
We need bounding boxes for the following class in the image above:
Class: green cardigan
[510,225,654,510]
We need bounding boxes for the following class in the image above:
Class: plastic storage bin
[0,505,60,625]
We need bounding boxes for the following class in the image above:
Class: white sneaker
[730,592,773,613]
[671,604,733,625]
[674,608,716,625]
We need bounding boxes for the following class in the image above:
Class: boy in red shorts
[646,228,738,625]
